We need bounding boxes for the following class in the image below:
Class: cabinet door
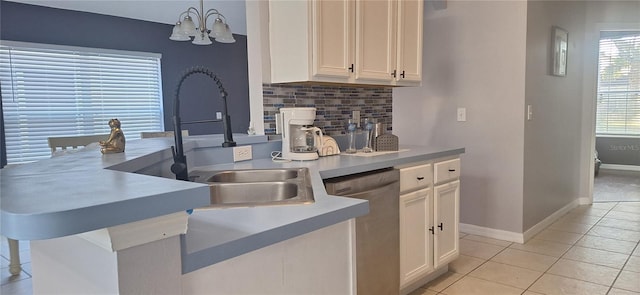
[312,0,354,79]
[395,0,423,82]
[433,180,459,269]
[400,188,434,288]
[354,0,396,82]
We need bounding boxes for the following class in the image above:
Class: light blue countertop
[181,146,464,273]
[0,134,266,240]
[1,134,463,274]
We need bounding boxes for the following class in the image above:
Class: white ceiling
[6,0,247,35]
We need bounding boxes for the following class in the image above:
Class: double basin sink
[188,168,315,208]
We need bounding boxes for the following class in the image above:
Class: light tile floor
[2,202,640,295]
[0,238,32,295]
[411,201,640,295]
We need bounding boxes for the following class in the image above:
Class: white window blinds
[0,41,164,164]
[596,31,640,136]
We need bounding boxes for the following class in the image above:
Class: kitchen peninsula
[1,135,463,294]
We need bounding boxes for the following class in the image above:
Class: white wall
[393,1,528,233]
[395,0,639,236]
[245,0,269,135]
[522,1,586,231]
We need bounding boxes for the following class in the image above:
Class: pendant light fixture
[169,0,236,45]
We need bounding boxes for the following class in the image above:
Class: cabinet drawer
[399,164,432,193]
[434,158,460,184]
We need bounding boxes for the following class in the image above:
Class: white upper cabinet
[312,0,354,79]
[268,0,423,86]
[354,0,396,83]
[395,0,423,83]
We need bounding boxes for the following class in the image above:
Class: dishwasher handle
[324,169,400,196]
[334,181,399,199]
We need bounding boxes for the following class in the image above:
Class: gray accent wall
[0,1,250,136]
[596,137,640,166]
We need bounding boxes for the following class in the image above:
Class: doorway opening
[593,30,640,203]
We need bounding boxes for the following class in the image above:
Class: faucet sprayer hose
[173,66,228,126]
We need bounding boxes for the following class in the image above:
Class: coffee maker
[278,107,322,161]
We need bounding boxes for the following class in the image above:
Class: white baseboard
[460,198,583,244]
[522,198,581,242]
[459,223,524,244]
[579,197,592,205]
[400,266,448,295]
[601,164,640,172]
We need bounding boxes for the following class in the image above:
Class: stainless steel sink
[206,169,298,183]
[211,182,298,204]
[189,168,314,208]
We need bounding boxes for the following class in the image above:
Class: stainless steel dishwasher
[324,168,400,295]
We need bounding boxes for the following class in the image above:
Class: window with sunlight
[596,31,640,136]
[0,41,164,164]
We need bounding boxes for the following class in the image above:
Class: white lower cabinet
[400,187,433,286]
[433,180,460,268]
[398,158,460,291]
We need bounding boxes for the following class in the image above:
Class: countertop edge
[1,180,211,240]
[181,199,369,274]
[319,147,465,179]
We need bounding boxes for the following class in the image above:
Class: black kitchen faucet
[171,66,236,181]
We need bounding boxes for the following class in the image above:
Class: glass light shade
[215,24,236,44]
[192,31,213,45]
[181,15,197,37]
[209,18,226,38]
[169,23,191,41]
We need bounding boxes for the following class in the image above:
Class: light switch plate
[527,105,533,121]
[457,108,466,122]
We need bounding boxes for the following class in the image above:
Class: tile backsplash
[263,83,393,135]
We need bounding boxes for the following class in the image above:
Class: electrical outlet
[216,112,222,120]
[233,145,252,162]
